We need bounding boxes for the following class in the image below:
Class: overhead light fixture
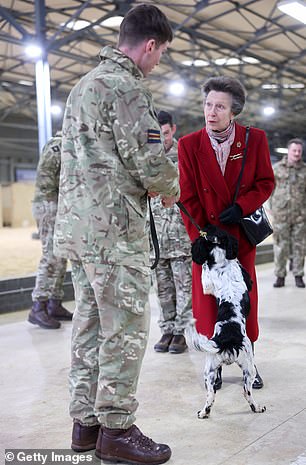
[25,43,43,58]
[212,56,260,66]
[215,57,241,66]
[182,59,209,67]
[51,104,62,117]
[18,80,33,86]
[283,83,305,88]
[242,56,260,64]
[262,82,305,89]
[169,81,185,96]
[100,16,124,28]
[277,1,306,25]
[262,84,279,89]
[275,147,288,153]
[65,20,90,30]
[263,106,275,116]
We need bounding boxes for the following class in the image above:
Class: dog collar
[199,230,220,244]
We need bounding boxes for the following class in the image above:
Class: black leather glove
[219,204,242,224]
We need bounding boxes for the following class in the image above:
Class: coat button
[210,214,215,219]
[203,188,209,192]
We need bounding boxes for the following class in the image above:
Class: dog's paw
[251,403,266,413]
[197,409,210,419]
[203,285,214,295]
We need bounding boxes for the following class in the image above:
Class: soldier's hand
[148,192,159,198]
[161,194,179,208]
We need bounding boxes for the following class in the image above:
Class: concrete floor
[1,262,306,465]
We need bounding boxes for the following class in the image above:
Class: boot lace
[129,426,156,450]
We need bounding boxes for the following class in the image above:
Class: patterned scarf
[207,121,235,175]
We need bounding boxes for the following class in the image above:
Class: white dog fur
[186,226,266,418]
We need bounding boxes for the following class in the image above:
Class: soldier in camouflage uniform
[28,132,73,330]
[271,138,306,288]
[53,5,179,464]
[152,111,192,354]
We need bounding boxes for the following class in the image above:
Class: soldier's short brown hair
[158,110,174,127]
[287,138,303,149]
[118,4,173,48]
[202,76,246,116]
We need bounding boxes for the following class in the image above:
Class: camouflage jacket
[54,46,179,266]
[270,156,306,223]
[151,140,191,258]
[33,132,62,203]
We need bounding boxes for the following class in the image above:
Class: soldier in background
[271,138,306,288]
[152,111,192,354]
[28,132,73,329]
[53,5,179,464]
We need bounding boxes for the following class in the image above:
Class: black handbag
[233,127,273,246]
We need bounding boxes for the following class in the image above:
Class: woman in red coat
[178,76,275,389]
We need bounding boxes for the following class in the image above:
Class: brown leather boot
[295,276,305,288]
[47,298,73,320]
[273,277,285,288]
[154,334,173,353]
[168,334,188,354]
[28,301,61,329]
[71,421,100,452]
[95,424,171,464]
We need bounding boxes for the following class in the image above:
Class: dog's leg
[198,355,219,419]
[237,346,266,414]
[201,263,214,295]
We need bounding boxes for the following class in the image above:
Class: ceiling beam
[0,6,29,38]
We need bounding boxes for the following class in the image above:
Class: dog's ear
[240,265,253,291]
[224,235,239,260]
[191,236,209,264]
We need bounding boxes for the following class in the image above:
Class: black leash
[148,197,160,270]
[176,201,207,237]
[149,198,209,270]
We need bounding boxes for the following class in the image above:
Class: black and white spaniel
[187,224,266,418]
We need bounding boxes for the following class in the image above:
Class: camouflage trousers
[273,221,306,277]
[155,256,192,335]
[70,260,151,429]
[32,201,67,301]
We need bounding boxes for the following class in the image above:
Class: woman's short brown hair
[202,76,246,116]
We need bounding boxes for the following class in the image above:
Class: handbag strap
[232,126,250,204]
[148,196,160,270]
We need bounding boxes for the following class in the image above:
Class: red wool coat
[178,123,275,342]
